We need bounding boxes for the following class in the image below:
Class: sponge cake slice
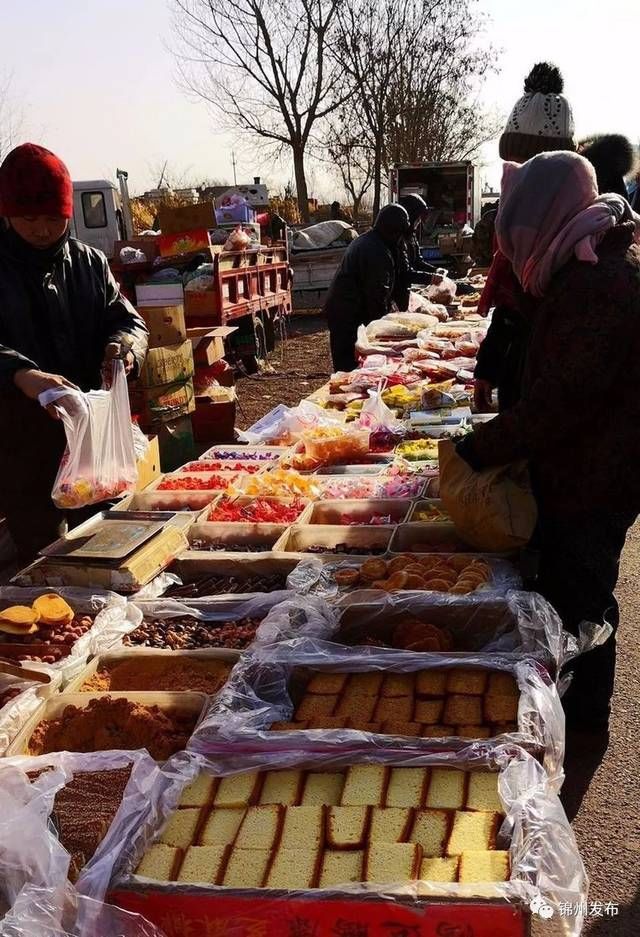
[259,770,303,805]
[446,810,500,856]
[280,806,325,850]
[326,806,370,848]
[306,673,348,695]
[222,848,271,887]
[135,843,179,881]
[319,850,364,887]
[159,808,201,848]
[466,772,503,813]
[369,807,412,843]
[234,805,282,851]
[214,771,260,808]
[200,807,245,847]
[177,845,227,884]
[419,856,459,883]
[302,772,344,806]
[341,765,388,806]
[178,774,216,808]
[265,846,321,889]
[445,668,488,695]
[409,809,450,857]
[426,769,467,809]
[458,849,510,882]
[385,767,429,808]
[364,843,422,883]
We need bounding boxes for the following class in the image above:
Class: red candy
[179,461,261,474]
[158,474,238,491]
[208,497,306,524]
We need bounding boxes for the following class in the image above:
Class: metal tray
[39,513,167,561]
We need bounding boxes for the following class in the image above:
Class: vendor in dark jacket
[458,151,640,731]
[393,194,437,309]
[0,143,148,557]
[473,62,576,412]
[323,203,410,372]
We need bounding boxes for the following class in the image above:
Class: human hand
[473,378,494,413]
[102,341,135,388]
[14,369,79,420]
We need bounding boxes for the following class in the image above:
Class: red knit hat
[0,143,73,218]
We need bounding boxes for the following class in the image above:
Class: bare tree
[0,74,25,162]
[172,0,349,222]
[337,0,499,214]
[324,109,375,220]
[383,1,500,166]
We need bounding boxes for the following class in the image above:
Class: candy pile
[168,574,287,598]
[207,497,307,524]
[0,595,94,664]
[302,427,370,465]
[123,616,263,650]
[158,474,238,491]
[341,513,392,526]
[320,476,424,500]
[395,439,440,462]
[207,449,275,461]
[180,461,262,474]
[411,504,450,522]
[233,469,321,500]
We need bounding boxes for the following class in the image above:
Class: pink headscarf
[495,151,635,297]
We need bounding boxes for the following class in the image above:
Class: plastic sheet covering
[0,749,193,903]
[239,401,345,446]
[0,587,142,684]
[0,672,60,755]
[0,886,167,937]
[192,648,565,778]
[115,745,587,934]
[287,555,522,604]
[272,588,570,670]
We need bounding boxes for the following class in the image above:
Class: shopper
[458,151,640,730]
[0,143,148,557]
[579,134,635,199]
[473,62,575,413]
[324,203,410,372]
[394,194,438,310]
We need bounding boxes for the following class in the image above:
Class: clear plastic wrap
[192,648,565,777]
[286,554,522,604]
[114,745,586,934]
[271,587,567,669]
[0,749,187,902]
[0,587,142,684]
[0,673,58,756]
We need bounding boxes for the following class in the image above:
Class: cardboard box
[191,396,236,445]
[130,378,196,426]
[193,360,234,394]
[139,305,186,349]
[157,201,216,235]
[158,228,212,259]
[140,341,195,388]
[135,283,184,305]
[155,416,196,472]
[135,435,160,491]
[189,326,237,366]
[184,290,219,322]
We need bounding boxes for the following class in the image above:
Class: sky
[1,0,638,198]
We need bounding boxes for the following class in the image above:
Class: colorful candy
[207,497,307,524]
[320,476,424,500]
[233,469,321,500]
[158,474,239,491]
[179,461,262,473]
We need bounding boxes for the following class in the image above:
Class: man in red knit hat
[0,142,148,556]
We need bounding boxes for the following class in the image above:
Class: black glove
[455,434,484,472]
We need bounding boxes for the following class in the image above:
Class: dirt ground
[238,313,640,936]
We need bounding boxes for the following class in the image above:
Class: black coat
[0,226,148,391]
[393,233,436,311]
[323,229,397,371]
[0,226,149,556]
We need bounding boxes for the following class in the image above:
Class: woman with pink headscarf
[458,150,640,732]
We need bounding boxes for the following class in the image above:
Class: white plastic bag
[40,361,137,509]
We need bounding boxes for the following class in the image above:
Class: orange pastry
[360,559,388,582]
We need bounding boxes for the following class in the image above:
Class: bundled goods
[301,426,370,465]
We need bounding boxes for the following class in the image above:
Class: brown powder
[80,657,232,694]
[28,696,198,761]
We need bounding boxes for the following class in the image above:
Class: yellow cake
[341,765,388,806]
[280,806,325,850]
[368,807,412,843]
[136,843,178,880]
[222,848,271,887]
[302,772,345,806]
[159,807,201,848]
[419,856,459,882]
[259,770,303,805]
[414,699,445,724]
[466,772,503,813]
[234,805,282,850]
[445,668,488,695]
[215,771,260,807]
[416,671,448,697]
[446,810,499,856]
[266,847,320,889]
[364,843,422,883]
[179,774,216,808]
[200,807,245,846]
[306,672,348,695]
[426,768,466,809]
[386,767,429,808]
[326,806,369,848]
[319,850,364,887]
[458,849,510,883]
[177,845,227,884]
[409,809,450,857]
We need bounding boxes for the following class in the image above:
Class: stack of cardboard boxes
[130,305,197,471]
[189,326,237,445]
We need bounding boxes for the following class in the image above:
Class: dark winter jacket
[324,228,397,370]
[465,224,640,515]
[0,225,148,392]
[393,233,436,310]
[579,134,635,199]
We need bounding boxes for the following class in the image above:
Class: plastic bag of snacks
[40,361,137,509]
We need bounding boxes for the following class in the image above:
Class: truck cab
[71,180,128,258]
